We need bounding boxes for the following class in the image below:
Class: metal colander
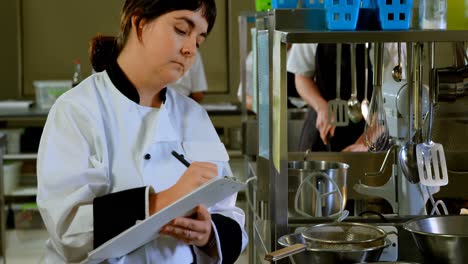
[301,223,387,250]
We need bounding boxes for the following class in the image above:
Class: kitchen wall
[0,0,254,103]
[0,1,459,103]
[0,0,20,99]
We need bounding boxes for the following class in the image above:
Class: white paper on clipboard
[80,176,246,264]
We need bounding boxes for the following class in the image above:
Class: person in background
[287,43,405,152]
[170,52,208,102]
[237,47,302,111]
[37,0,247,263]
[237,51,254,111]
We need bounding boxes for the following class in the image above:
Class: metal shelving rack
[0,134,6,260]
[252,8,468,263]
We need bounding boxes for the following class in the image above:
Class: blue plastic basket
[361,0,377,8]
[377,0,413,30]
[303,0,325,8]
[272,0,298,8]
[325,0,361,30]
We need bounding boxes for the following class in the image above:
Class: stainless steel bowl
[360,262,421,264]
[277,232,390,264]
[288,160,348,217]
[301,222,388,250]
[404,215,468,264]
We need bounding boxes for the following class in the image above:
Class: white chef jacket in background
[36,71,247,263]
[287,43,407,79]
[170,52,208,96]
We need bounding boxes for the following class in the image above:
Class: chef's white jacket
[36,71,247,263]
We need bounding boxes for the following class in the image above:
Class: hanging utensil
[326,134,332,152]
[364,42,390,152]
[328,43,349,127]
[348,43,363,123]
[361,43,370,121]
[392,42,403,82]
[416,42,448,186]
[399,42,421,183]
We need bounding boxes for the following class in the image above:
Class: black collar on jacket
[106,60,167,104]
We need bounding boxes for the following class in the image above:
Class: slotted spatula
[416,42,448,187]
[328,43,349,126]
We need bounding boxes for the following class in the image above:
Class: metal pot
[404,215,468,264]
[288,160,348,217]
[265,232,390,264]
[301,222,389,250]
[359,261,419,264]
[435,66,464,102]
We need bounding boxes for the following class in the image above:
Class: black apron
[286,71,300,108]
[298,43,374,152]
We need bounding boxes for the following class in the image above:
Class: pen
[171,150,191,167]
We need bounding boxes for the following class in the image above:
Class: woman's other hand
[342,134,368,152]
[160,205,218,255]
[316,101,335,145]
[150,162,217,214]
[294,74,335,145]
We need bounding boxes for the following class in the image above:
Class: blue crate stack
[377,0,413,30]
[272,0,298,8]
[303,0,325,8]
[324,0,361,30]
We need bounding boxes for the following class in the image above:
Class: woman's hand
[316,102,335,145]
[172,162,218,197]
[150,162,218,214]
[160,205,217,255]
[342,134,368,152]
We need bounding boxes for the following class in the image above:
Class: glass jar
[419,0,447,29]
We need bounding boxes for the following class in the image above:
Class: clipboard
[81,176,246,264]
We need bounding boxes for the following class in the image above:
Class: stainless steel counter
[246,159,426,263]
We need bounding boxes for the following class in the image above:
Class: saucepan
[265,223,394,264]
[435,66,464,102]
[359,261,419,264]
[265,232,391,264]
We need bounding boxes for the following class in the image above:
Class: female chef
[36,0,247,263]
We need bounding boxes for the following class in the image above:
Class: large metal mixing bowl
[288,160,348,217]
[360,261,419,264]
[276,232,390,264]
[404,215,468,264]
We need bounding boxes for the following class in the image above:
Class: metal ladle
[399,43,422,184]
[392,42,403,82]
[361,43,370,120]
[348,43,363,123]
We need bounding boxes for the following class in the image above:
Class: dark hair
[89,0,216,71]
[89,35,118,72]
[117,0,216,51]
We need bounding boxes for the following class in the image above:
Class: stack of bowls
[266,223,392,264]
[276,231,390,264]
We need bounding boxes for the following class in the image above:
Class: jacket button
[144,153,151,160]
